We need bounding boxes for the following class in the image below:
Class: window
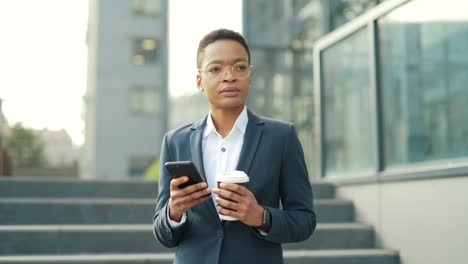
[129,86,159,115]
[132,38,158,65]
[378,0,468,167]
[322,27,373,176]
[133,0,161,17]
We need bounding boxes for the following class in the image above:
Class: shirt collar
[204,106,248,137]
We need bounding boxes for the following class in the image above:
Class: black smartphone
[164,161,206,189]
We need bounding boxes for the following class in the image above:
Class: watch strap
[258,207,272,233]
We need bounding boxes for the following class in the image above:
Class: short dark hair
[196,29,251,69]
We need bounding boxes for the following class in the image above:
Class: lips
[220,87,240,97]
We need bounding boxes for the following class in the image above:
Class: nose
[222,67,236,82]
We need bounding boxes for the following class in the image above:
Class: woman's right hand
[168,177,212,222]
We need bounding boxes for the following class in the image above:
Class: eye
[207,65,223,73]
[234,63,249,72]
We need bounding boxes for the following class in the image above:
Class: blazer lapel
[222,110,264,229]
[190,117,208,181]
[190,115,222,226]
[236,110,265,174]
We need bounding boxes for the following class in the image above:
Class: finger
[171,185,210,201]
[176,181,208,195]
[215,197,241,211]
[213,188,242,203]
[218,183,249,196]
[217,205,242,219]
[182,182,209,197]
[177,187,212,204]
[171,182,208,201]
[170,188,210,211]
[184,193,212,209]
[170,177,189,190]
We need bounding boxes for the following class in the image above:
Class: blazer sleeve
[254,124,317,243]
[153,133,187,248]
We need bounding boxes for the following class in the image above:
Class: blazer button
[221,147,226,152]
[217,231,223,237]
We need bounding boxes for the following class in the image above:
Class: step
[0,198,154,225]
[0,198,352,224]
[315,199,354,223]
[284,223,374,250]
[0,177,157,198]
[0,224,374,255]
[0,178,334,199]
[284,249,400,264]
[312,182,335,199]
[0,250,400,264]
[0,253,174,264]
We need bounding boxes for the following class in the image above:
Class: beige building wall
[38,129,76,167]
[336,177,468,264]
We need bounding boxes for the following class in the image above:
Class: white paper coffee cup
[216,171,249,221]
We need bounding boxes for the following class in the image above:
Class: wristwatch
[258,207,272,233]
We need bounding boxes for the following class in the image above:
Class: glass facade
[322,27,374,175]
[379,0,468,167]
[329,0,383,29]
[243,0,385,175]
[243,0,316,171]
[316,0,468,178]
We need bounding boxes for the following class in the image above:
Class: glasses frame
[198,62,253,80]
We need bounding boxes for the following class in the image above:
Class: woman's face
[197,39,251,111]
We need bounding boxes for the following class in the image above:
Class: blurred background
[0,0,391,180]
[1,1,468,264]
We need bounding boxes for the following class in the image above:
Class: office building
[314,0,468,263]
[83,0,168,178]
[243,0,386,172]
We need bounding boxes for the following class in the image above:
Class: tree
[144,159,160,181]
[4,123,45,168]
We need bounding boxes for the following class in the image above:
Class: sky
[169,0,242,97]
[0,0,242,146]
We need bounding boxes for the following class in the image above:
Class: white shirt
[168,107,248,226]
[203,106,247,206]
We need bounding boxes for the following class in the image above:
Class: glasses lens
[232,62,251,79]
[206,64,224,79]
[203,62,251,79]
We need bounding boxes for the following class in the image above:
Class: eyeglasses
[198,62,252,80]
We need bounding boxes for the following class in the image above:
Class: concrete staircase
[0,177,400,264]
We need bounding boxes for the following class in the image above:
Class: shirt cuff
[257,228,268,236]
[167,205,187,227]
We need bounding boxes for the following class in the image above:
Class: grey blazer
[153,110,316,264]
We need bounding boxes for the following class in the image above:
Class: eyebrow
[205,58,248,66]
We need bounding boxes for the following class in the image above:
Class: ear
[196,74,203,92]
